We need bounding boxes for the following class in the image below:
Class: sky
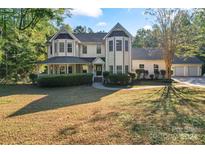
[65,8,154,36]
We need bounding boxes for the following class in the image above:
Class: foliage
[108,74,130,85]
[135,69,142,79]
[154,70,160,79]
[29,73,38,84]
[132,28,158,48]
[149,74,154,80]
[145,9,201,79]
[37,73,93,87]
[73,25,94,33]
[160,70,166,79]
[103,71,110,84]
[0,8,71,82]
[128,72,136,82]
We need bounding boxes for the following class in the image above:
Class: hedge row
[37,73,93,87]
[108,74,130,85]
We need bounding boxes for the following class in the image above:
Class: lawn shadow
[6,85,114,117]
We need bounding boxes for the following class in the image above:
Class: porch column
[48,64,50,75]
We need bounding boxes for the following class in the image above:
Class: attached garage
[174,66,185,76]
[188,66,199,76]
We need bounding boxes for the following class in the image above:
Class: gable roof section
[49,27,81,43]
[104,23,133,39]
[73,33,107,42]
[132,48,203,64]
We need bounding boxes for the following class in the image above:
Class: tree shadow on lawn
[6,85,114,117]
[129,85,205,144]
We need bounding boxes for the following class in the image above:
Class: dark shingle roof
[132,48,203,64]
[55,33,73,40]
[73,33,107,42]
[38,56,106,64]
[40,56,91,64]
[108,31,129,37]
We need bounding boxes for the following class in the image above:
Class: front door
[96,65,102,76]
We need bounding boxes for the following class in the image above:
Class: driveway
[173,77,205,87]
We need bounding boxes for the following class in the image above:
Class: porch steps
[94,77,103,82]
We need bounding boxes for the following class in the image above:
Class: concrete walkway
[93,82,172,91]
[172,77,205,88]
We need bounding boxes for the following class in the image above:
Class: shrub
[128,72,136,83]
[29,73,38,84]
[108,74,130,85]
[160,70,166,79]
[154,70,160,79]
[150,74,154,80]
[37,73,93,87]
[103,71,110,84]
[135,69,141,79]
[144,70,149,79]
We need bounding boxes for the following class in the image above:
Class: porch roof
[39,56,91,64]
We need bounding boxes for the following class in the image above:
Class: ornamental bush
[37,73,93,87]
[29,73,38,84]
[108,74,130,85]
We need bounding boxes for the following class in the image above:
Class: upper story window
[139,64,144,69]
[50,45,52,55]
[109,40,113,52]
[67,43,72,53]
[59,42,64,53]
[97,44,101,54]
[116,40,122,51]
[83,45,87,54]
[125,40,128,51]
[54,42,57,53]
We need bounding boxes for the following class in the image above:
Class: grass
[0,84,205,144]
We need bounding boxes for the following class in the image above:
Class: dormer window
[67,43,72,53]
[116,40,122,51]
[59,42,64,53]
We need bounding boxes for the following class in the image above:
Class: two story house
[39,23,203,80]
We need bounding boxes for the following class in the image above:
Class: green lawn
[0,84,205,144]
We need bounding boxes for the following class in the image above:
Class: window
[154,64,159,71]
[117,65,122,74]
[68,66,72,74]
[60,66,66,74]
[139,64,144,69]
[125,40,128,51]
[82,65,88,73]
[50,45,52,55]
[116,40,122,51]
[59,42,64,53]
[109,65,113,74]
[97,44,101,54]
[109,40,113,52]
[125,65,129,73]
[82,45,87,54]
[67,43,72,53]
[54,42,57,53]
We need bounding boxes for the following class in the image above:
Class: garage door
[175,66,185,76]
[188,66,198,76]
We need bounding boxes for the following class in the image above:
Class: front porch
[37,56,105,82]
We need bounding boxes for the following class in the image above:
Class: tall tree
[0,9,71,82]
[73,25,94,33]
[145,9,199,79]
[133,28,158,48]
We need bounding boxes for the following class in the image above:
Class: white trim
[92,57,105,65]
